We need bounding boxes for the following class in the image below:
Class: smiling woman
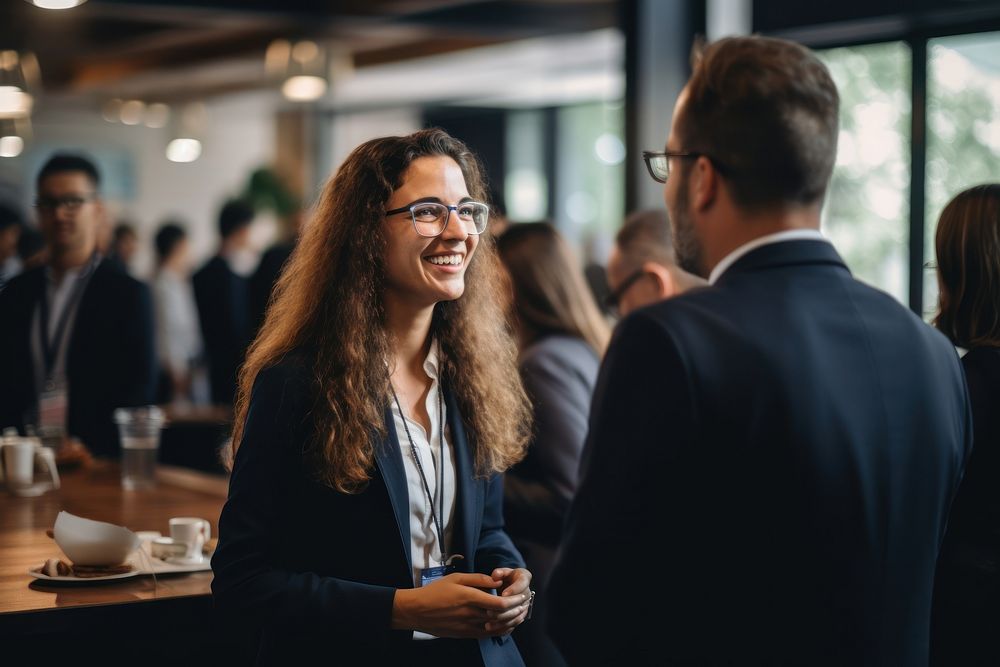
[212,128,534,666]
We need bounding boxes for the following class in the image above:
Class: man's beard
[669,175,706,278]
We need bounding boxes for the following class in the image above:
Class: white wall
[325,107,421,179]
[0,90,278,276]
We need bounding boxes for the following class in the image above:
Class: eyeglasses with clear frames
[385,200,489,238]
[641,150,706,184]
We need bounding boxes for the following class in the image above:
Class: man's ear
[691,155,718,213]
[643,261,676,299]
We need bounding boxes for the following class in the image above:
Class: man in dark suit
[0,154,156,458]
[192,199,254,406]
[548,36,972,666]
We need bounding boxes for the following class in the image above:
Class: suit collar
[444,385,480,571]
[372,385,481,576]
[709,230,826,284]
[374,408,412,572]
[715,239,849,286]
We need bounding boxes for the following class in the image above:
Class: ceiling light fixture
[144,102,170,128]
[29,0,88,9]
[269,39,330,103]
[0,117,29,158]
[166,138,201,163]
[0,51,35,119]
[165,102,207,163]
[281,75,327,102]
[119,99,145,125]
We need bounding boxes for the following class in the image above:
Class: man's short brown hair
[676,36,839,211]
[615,209,675,270]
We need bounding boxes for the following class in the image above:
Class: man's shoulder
[193,255,227,278]
[627,285,726,330]
[0,267,43,325]
[90,260,149,300]
[0,265,44,300]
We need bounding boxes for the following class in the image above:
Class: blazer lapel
[445,387,482,570]
[373,407,412,573]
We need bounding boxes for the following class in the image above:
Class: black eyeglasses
[641,150,707,184]
[385,199,489,237]
[604,268,646,311]
[35,193,97,213]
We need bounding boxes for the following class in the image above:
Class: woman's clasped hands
[391,568,533,639]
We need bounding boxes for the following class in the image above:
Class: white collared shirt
[389,341,458,585]
[390,341,458,641]
[708,229,828,285]
[30,261,96,397]
[152,267,204,378]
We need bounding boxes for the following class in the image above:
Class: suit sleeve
[475,472,526,575]
[211,363,399,638]
[547,311,694,664]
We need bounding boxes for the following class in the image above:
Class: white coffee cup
[1,438,60,496]
[151,537,188,560]
[168,517,211,563]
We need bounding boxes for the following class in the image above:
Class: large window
[817,43,911,304]
[554,102,625,256]
[504,101,625,262]
[924,30,1000,316]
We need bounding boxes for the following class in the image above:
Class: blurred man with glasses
[605,208,705,317]
[550,36,970,666]
[0,153,156,460]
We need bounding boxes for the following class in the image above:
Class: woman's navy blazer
[211,358,526,666]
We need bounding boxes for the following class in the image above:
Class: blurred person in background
[931,183,1000,666]
[152,221,207,406]
[193,199,255,406]
[496,222,609,667]
[605,209,705,317]
[212,129,534,665]
[0,201,24,290]
[249,206,303,336]
[107,221,138,274]
[0,153,156,459]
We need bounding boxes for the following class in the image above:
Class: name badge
[419,554,466,587]
[38,385,68,435]
[420,565,454,587]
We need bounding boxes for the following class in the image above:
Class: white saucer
[164,555,207,566]
[8,483,55,497]
[28,568,142,584]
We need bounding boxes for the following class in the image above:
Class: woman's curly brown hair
[228,128,532,492]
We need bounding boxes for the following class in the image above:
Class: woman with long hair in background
[496,222,610,667]
[931,183,1000,666]
[212,129,534,666]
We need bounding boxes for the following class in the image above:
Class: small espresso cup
[168,517,211,563]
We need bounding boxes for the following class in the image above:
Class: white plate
[28,567,142,584]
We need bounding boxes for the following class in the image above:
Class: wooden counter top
[0,461,227,619]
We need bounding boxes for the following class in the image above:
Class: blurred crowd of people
[0,33,998,667]
[0,155,297,459]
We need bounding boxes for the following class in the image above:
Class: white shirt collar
[45,265,83,289]
[708,229,828,285]
[423,339,441,382]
